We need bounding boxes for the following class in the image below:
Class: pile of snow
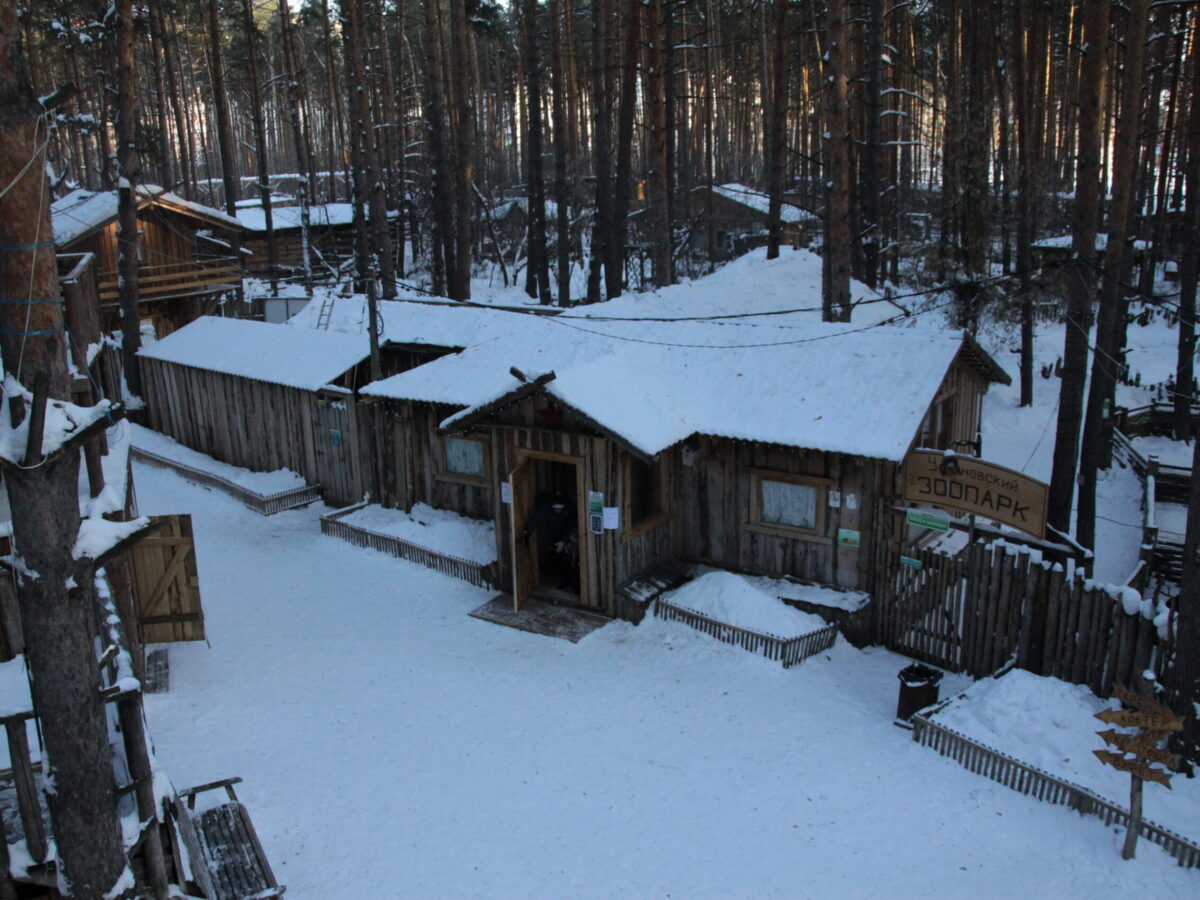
[741,573,869,612]
[131,424,307,495]
[660,570,831,639]
[931,669,1199,840]
[339,502,495,565]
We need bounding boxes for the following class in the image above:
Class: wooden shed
[237,203,402,279]
[685,183,819,261]
[138,317,372,507]
[360,302,1011,618]
[51,185,247,337]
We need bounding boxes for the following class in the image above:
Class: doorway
[508,451,590,611]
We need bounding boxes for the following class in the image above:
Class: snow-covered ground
[931,669,1198,841]
[338,502,496,565]
[139,463,1197,897]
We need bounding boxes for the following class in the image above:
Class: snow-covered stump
[130,446,321,515]
[653,597,838,668]
[910,713,1200,868]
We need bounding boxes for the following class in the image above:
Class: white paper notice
[828,490,841,508]
[602,507,619,530]
[500,481,512,504]
[846,493,858,510]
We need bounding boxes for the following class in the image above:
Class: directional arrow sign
[1094,708,1183,732]
[1095,730,1179,768]
[1092,750,1173,788]
[1111,686,1177,721]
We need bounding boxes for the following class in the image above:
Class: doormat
[469,594,611,643]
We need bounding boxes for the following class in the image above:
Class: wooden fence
[654,597,839,668]
[877,542,1171,697]
[911,713,1200,868]
[1115,400,1200,440]
[131,445,322,515]
[320,503,495,589]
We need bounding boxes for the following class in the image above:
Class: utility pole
[0,2,128,893]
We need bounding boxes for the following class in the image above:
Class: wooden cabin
[237,203,402,280]
[138,317,372,507]
[684,184,819,261]
[51,185,247,338]
[136,301,1009,621]
[360,303,1011,617]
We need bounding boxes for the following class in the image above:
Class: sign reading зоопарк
[902,449,1048,539]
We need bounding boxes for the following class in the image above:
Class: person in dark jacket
[521,491,579,593]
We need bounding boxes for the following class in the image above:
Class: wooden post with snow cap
[1093,680,1184,860]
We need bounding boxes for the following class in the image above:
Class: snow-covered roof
[236,203,398,233]
[699,183,816,224]
[489,197,561,222]
[52,184,242,246]
[138,316,369,391]
[358,301,1002,461]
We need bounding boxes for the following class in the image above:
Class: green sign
[837,528,861,548]
[899,555,923,570]
[906,509,950,532]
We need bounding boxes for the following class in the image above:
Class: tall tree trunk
[823,0,851,322]
[0,5,127,893]
[859,0,882,284]
[424,0,453,296]
[279,0,313,293]
[1172,10,1200,442]
[449,0,476,300]
[116,0,141,400]
[1078,0,1150,552]
[523,0,550,302]
[644,0,671,286]
[586,0,611,302]
[206,0,239,216]
[764,0,788,261]
[550,0,571,303]
[1047,0,1110,542]
[241,0,276,295]
[608,0,641,298]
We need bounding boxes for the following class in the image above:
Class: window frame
[621,452,672,540]
[746,468,830,540]
[436,432,491,486]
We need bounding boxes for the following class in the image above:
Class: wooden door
[509,458,536,611]
[313,394,353,506]
[131,514,206,643]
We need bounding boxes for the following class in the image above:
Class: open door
[131,514,206,643]
[508,458,537,611]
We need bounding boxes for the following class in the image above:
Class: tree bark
[550,0,571,303]
[115,0,141,401]
[644,0,671,286]
[823,0,851,322]
[240,0,277,294]
[1172,10,1200,442]
[586,0,611,303]
[449,0,476,300]
[205,0,239,215]
[278,0,314,293]
[858,0,882,284]
[0,5,127,892]
[609,0,642,299]
[1046,0,1110,541]
[522,0,550,302]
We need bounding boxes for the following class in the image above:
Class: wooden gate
[131,515,206,643]
[878,547,967,671]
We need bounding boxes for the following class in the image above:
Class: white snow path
[138,463,1196,898]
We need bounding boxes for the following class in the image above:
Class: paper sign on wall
[828,490,841,508]
[845,493,858,510]
[603,507,620,530]
[588,491,604,535]
[500,481,512,504]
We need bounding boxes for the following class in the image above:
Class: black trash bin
[896,664,943,721]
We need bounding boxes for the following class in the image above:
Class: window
[623,454,670,537]
[749,469,827,538]
[439,435,488,483]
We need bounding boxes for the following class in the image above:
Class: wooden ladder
[314,295,335,330]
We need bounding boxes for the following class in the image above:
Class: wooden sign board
[1111,686,1177,721]
[1092,750,1173,788]
[902,450,1048,539]
[1096,730,1178,768]
[1094,708,1183,732]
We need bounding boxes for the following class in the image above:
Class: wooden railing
[97,257,242,303]
[320,502,496,589]
[911,713,1200,868]
[653,597,839,668]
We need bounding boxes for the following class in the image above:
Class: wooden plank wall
[141,357,321,487]
[383,403,494,520]
[676,436,884,591]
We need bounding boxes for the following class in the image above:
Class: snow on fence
[653,597,838,668]
[131,446,322,515]
[319,503,495,589]
[910,713,1200,869]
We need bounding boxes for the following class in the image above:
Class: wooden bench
[172,777,285,900]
